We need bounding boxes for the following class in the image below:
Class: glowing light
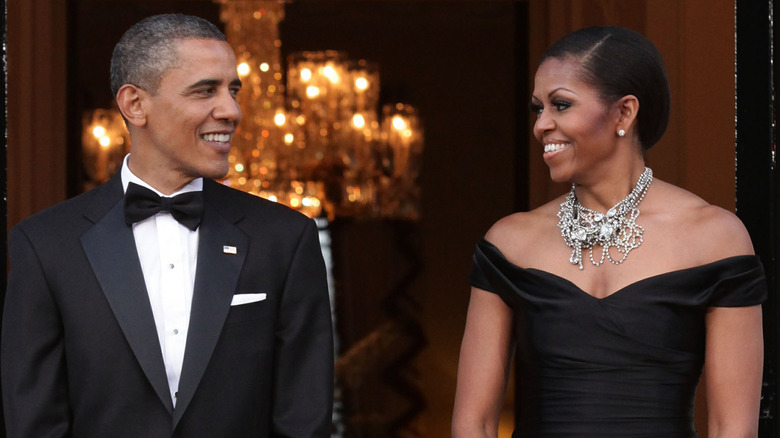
[296,115,306,125]
[290,197,301,208]
[323,65,339,83]
[260,63,270,72]
[92,126,106,138]
[392,115,407,131]
[268,195,278,202]
[300,68,312,82]
[274,112,286,126]
[237,62,251,76]
[284,133,294,144]
[99,136,111,148]
[306,86,320,98]
[402,129,413,138]
[235,163,244,172]
[352,113,366,129]
[355,77,369,91]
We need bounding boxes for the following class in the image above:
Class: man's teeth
[544,143,567,153]
[201,133,231,143]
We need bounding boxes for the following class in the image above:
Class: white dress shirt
[120,155,202,406]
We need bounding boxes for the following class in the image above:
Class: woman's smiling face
[531,57,621,184]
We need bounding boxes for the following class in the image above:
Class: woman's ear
[116,84,147,128]
[616,94,639,135]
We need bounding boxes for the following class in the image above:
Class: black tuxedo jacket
[2,174,333,437]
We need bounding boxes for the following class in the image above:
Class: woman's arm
[697,204,764,437]
[452,287,514,438]
[705,305,763,438]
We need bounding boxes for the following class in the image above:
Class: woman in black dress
[453,26,765,438]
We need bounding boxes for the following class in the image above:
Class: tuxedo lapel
[173,182,248,427]
[80,179,174,414]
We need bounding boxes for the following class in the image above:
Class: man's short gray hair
[110,13,227,96]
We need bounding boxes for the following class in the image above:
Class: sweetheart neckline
[478,239,759,301]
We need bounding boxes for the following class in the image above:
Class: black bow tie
[124,182,204,231]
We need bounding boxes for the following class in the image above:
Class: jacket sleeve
[2,225,72,437]
[272,218,333,437]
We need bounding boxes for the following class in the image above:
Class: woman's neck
[573,161,648,212]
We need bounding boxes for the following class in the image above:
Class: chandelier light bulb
[392,115,407,131]
[355,77,369,91]
[99,136,111,148]
[260,62,270,72]
[352,113,366,129]
[274,112,286,126]
[323,65,339,83]
[92,125,106,139]
[300,68,312,82]
[306,85,320,98]
[237,62,251,76]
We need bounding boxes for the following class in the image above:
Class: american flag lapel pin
[223,245,237,255]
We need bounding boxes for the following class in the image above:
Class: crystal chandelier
[216,0,424,220]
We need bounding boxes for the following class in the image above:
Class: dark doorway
[735,1,780,436]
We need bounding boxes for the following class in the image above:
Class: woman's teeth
[544,143,567,153]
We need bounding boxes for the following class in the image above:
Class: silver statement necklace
[556,167,653,270]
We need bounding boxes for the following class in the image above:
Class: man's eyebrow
[186,79,220,90]
[186,78,242,90]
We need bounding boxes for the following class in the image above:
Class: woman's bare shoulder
[483,196,564,264]
[646,180,754,260]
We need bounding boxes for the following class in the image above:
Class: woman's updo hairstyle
[541,26,670,150]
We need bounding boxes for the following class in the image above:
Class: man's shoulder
[204,180,312,227]
[14,182,116,233]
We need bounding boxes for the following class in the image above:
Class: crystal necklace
[556,167,653,270]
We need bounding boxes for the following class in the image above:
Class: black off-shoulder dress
[470,239,767,438]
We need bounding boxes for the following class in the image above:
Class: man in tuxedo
[2,13,333,437]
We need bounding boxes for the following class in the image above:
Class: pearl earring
[618,129,626,137]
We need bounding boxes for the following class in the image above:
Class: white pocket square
[231,293,267,306]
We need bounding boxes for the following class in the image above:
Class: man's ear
[116,84,148,128]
